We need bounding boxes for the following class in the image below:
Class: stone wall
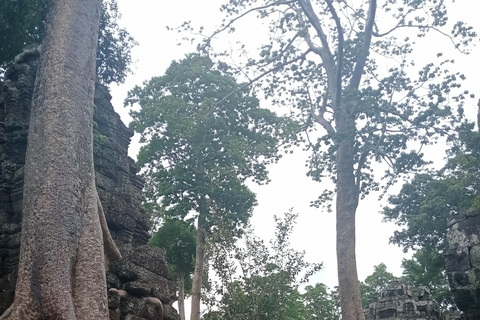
[364,281,442,320]
[0,50,179,320]
[445,212,480,320]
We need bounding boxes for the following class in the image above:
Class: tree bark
[178,270,186,320]
[0,0,115,318]
[335,113,365,320]
[190,198,208,320]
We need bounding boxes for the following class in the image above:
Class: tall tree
[179,1,476,318]
[150,218,196,320]
[126,54,295,320]
[0,0,120,318]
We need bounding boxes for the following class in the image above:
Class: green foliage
[303,283,341,320]
[203,210,327,320]
[360,263,397,307]
[93,133,109,145]
[96,0,137,84]
[401,248,454,308]
[149,218,196,293]
[127,54,296,235]
[384,122,480,252]
[0,0,136,84]
[0,0,47,70]
[383,173,450,252]
[187,1,475,206]
[382,121,480,310]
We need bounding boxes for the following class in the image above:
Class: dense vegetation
[0,0,136,84]
[1,0,479,318]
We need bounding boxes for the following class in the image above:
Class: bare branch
[308,88,336,136]
[211,49,313,114]
[349,0,376,90]
[296,0,338,107]
[355,148,370,194]
[325,0,344,107]
[201,1,296,50]
[295,7,323,56]
[373,24,471,54]
[297,0,334,62]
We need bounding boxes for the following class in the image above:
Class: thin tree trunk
[0,0,113,318]
[335,114,365,320]
[190,198,207,320]
[178,270,186,320]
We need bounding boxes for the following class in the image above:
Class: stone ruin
[364,281,442,320]
[445,211,480,320]
[443,110,480,320]
[0,50,180,319]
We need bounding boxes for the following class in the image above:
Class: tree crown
[127,54,297,232]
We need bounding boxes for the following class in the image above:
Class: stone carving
[364,281,441,320]
[0,50,179,320]
[445,212,480,320]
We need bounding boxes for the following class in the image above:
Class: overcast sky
[110,0,480,299]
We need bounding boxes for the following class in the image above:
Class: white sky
[110,0,480,314]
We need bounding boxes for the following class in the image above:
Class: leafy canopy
[0,0,47,67]
[185,0,476,206]
[303,283,341,320]
[127,54,296,233]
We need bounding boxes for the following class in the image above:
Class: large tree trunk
[190,220,206,320]
[0,0,113,318]
[190,198,208,320]
[178,270,186,320]
[335,114,365,320]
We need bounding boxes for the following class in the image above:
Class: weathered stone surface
[109,246,176,305]
[364,281,442,320]
[0,51,179,320]
[0,49,35,313]
[445,211,480,319]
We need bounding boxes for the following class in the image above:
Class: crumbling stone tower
[364,281,441,320]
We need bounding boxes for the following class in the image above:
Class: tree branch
[373,24,471,54]
[325,0,344,108]
[211,49,312,114]
[297,0,332,57]
[295,6,323,56]
[349,0,376,90]
[355,148,370,195]
[308,88,336,136]
[200,1,296,51]
[297,0,338,106]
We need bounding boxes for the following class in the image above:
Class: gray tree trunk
[335,115,365,320]
[190,222,206,320]
[0,0,116,318]
[190,197,208,320]
[178,270,186,320]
